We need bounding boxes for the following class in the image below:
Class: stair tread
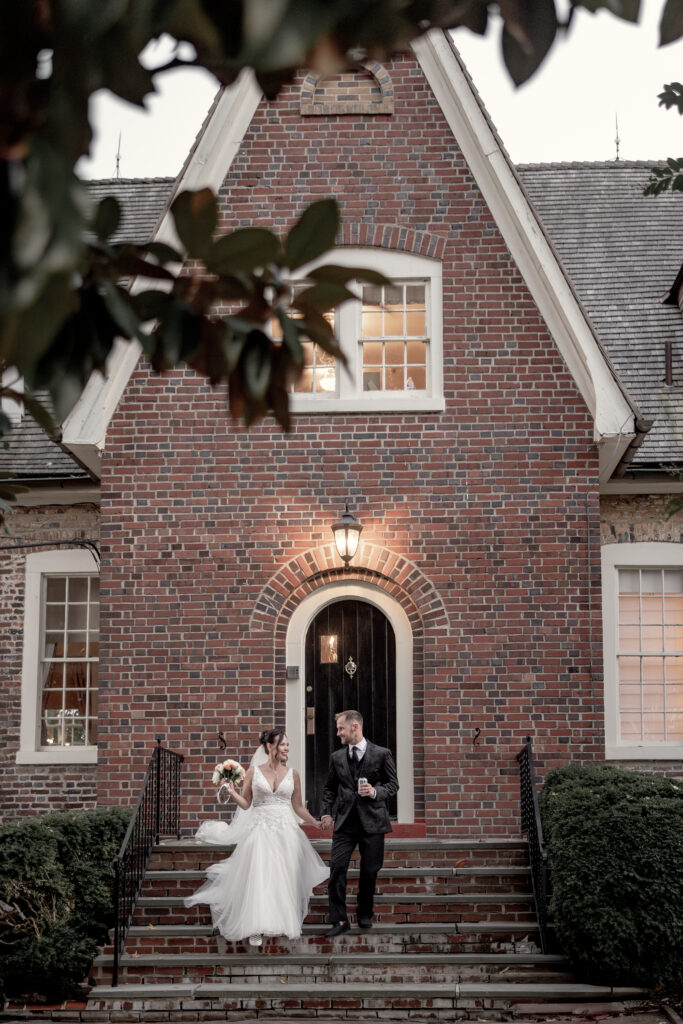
[138,892,533,906]
[90,980,647,998]
[96,951,569,966]
[161,837,527,852]
[146,865,530,878]
[121,920,543,936]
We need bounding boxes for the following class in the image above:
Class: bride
[185,728,328,946]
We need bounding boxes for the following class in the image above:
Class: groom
[320,709,399,936]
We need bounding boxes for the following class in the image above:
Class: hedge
[539,763,683,988]
[0,806,130,1003]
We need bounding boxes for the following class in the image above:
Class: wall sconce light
[331,501,363,566]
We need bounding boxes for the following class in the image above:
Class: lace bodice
[248,766,296,831]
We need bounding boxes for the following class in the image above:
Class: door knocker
[345,656,357,678]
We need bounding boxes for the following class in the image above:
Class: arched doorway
[285,581,414,823]
[304,599,397,819]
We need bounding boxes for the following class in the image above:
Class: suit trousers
[328,805,385,923]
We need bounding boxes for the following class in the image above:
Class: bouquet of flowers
[212,758,246,803]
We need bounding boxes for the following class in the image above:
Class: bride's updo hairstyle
[260,727,286,752]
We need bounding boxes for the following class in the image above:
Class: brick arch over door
[250,542,449,822]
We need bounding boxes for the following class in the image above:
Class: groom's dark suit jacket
[320,741,399,834]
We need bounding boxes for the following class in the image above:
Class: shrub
[0,806,130,1003]
[540,763,683,988]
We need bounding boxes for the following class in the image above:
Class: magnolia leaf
[171,188,218,260]
[91,196,121,241]
[131,290,172,322]
[660,0,683,44]
[188,319,230,386]
[307,264,390,287]
[100,280,146,344]
[293,282,356,315]
[112,250,175,282]
[501,0,557,86]
[240,330,272,400]
[141,241,183,264]
[284,199,339,271]
[207,228,282,275]
[275,308,304,367]
[573,0,639,19]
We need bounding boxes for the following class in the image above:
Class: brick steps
[83,836,647,1020]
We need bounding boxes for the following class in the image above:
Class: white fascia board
[61,71,263,476]
[412,31,636,474]
[14,484,100,507]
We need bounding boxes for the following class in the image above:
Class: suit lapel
[336,747,354,785]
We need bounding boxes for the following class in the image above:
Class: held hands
[320,815,334,830]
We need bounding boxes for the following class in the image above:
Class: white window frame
[290,248,444,414]
[602,541,683,760]
[17,549,99,765]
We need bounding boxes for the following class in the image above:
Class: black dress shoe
[357,917,373,929]
[325,921,350,938]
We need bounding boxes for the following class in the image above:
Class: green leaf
[207,228,282,275]
[141,241,183,264]
[171,188,218,259]
[240,330,272,400]
[111,249,175,282]
[660,0,683,44]
[294,282,356,315]
[130,290,172,322]
[307,264,390,287]
[658,82,683,113]
[284,199,340,271]
[91,196,121,241]
[501,0,557,86]
[99,280,146,344]
[275,308,304,367]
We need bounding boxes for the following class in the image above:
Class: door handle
[306,707,315,735]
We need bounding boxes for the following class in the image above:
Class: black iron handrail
[112,738,183,985]
[516,735,549,953]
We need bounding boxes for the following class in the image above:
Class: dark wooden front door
[304,599,396,818]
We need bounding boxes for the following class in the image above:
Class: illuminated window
[617,568,683,745]
[285,248,444,414]
[361,283,427,393]
[602,543,683,759]
[270,296,336,395]
[18,549,99,765]
[41,575,99,747]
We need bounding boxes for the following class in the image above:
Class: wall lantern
[331,502,363,566]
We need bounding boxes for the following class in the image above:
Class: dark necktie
[350,746,360,779]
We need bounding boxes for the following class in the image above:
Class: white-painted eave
[412,30,638,483]
[61,71,263,478]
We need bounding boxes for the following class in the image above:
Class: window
[286,248,444,414]
[17,549,99,764]
[602,543,683,759]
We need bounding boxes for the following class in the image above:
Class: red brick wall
[0,503,99,821]
[98,56,603,835]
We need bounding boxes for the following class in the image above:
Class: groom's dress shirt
[348,738,368,761]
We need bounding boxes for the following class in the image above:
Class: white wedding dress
[184,765,329,941]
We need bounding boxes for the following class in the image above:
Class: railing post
[516,735,549,954]
[112,859,120,987]
[154,736,162,845]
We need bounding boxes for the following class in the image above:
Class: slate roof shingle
[519,161,683,467]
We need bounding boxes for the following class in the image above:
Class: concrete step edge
[146,865,531,879]
[118,920,544,938]
[94,951,569,966]
[160,837,527,853]
[137,893,534,906]
[88,981,647,1000]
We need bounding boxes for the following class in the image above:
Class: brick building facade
[2,31,682,827]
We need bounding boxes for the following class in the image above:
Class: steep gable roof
[60,32,638,482]
[519,161,683,469]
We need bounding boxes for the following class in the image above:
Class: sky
[77,0,683,180]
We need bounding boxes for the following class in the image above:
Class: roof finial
[614,114,621,162]
[115,132,122,179]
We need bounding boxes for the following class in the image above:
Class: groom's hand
[321,815,334,830]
